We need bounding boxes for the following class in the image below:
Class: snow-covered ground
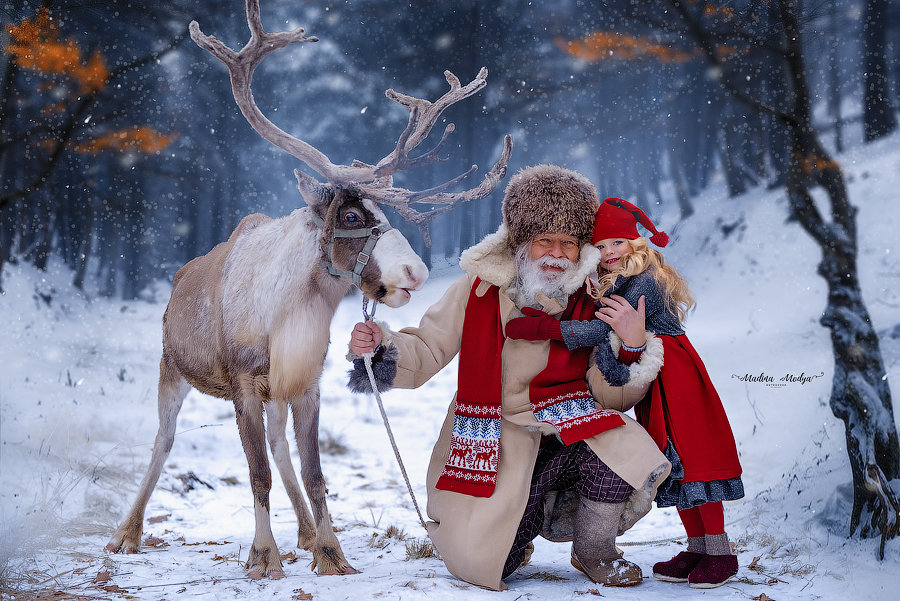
[2,132,899,600]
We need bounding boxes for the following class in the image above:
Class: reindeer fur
[106,194,427,580]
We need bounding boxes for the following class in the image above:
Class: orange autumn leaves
[556,2,740,65]
[557,31,739,65]
[556,31,695,64]
[7,8,108,94]
[74,126,177,155]
[6,8,176,156]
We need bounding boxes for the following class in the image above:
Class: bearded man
[348,164,669,590]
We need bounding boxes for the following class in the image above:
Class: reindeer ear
[294,169,333,209]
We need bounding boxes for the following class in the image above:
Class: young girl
[506,197,744,589]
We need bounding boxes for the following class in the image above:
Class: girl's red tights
[677,501,725,537]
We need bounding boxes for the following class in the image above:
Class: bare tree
[0,3,189,294]
[862,0,898,141]
[0,10,185,211]
[645,0,899,556]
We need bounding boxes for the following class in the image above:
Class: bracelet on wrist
[621,340,647,352]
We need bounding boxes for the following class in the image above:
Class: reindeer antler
[376,69,487,177]
[190,0,512,245]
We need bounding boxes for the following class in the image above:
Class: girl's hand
[350,320,383,356]
[595,294,646,348]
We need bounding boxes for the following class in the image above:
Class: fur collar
[459,223,602,301]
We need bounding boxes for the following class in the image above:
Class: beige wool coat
[380,225,670,590]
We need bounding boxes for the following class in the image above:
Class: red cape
[635,334,742,483]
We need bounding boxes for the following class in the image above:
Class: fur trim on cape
[606,332,664,389]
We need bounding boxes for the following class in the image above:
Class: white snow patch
[2,133,900,599]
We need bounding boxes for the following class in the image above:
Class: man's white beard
[514,246,576,308]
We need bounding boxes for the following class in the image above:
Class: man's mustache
[536,256,575,270]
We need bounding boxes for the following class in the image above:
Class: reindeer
[473,450,494,471]
[104,0,512,580]
[448,441,473,467]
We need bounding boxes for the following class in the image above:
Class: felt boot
[570,498,643,587]
[652,551,704,583]
[688,534,738,588]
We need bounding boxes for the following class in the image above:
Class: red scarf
[436,278,625,497]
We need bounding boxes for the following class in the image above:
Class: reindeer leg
[234,379,285,580]
[265,400,317,550]
[106,355,190,554]
[292,382,358,575]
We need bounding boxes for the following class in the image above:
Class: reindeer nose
[404,264,424,289]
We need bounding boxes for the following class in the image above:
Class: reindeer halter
[309,212,394,288]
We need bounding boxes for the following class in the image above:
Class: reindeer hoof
[105,535,141,555]
[245,544,284,580]
[312,546,358,576]
[106,544,140,554]
[246,568,286,580]
[318,564,359,576]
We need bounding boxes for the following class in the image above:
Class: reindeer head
[190,0,512,305]
[310,188,426,307]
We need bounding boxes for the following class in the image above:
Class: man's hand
[505,307,564,342]
[595,295,646,348]
[350,321,383,356]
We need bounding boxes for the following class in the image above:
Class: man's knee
[574,442,634,503]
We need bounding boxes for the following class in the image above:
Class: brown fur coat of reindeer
[105,0,511,580]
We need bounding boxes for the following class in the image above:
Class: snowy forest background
[2,0,900,599]
[3,0,898,296]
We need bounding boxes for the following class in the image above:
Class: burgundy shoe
[688,554,738,589]
[652,551,703,583]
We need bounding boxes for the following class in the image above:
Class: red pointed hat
[592,197,669,247]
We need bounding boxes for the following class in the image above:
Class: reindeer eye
[343,211,361,224]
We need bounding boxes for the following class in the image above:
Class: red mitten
[505,307,563,341]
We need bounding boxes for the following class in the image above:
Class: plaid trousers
[501,436,633,578]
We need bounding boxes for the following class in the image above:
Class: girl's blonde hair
[590,237,696,322]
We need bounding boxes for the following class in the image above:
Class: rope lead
[361,297,428,534]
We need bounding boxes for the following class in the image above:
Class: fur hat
[592,197,669,247]
[502,164,600,249]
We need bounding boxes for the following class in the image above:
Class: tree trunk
[779,0,899,556]
[32,190,54,271]
[827,0,844,153]
[665,0,900,556]
[97,192,120,298]
[73,194,93,291]
[862,0,897,142]
[785,138,900,555]
[0,34,14,291]
[718,120,747,197]
[668,149,694,220]
[0,229,5,293]
[72,201,94,290]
